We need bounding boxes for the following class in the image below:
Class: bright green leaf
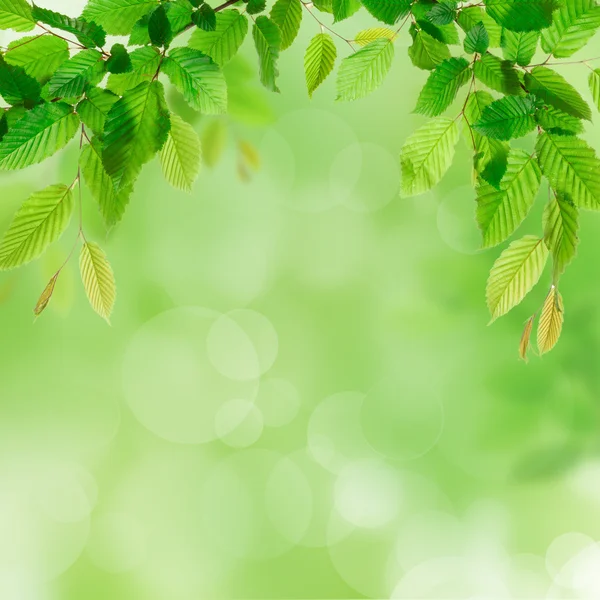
[464,22,490,54]
[81,0,157,35]
[474,95,537,140]
[485,0,559,33]
[160,113,202,192]
[360,0,411,25]
[0,0,35,32]
[252,15,282,93]
[501,30,539,65]
[543,191,579,280]
[0,102,79,170]
[486,234,549,322]
[77,87,120,136]
[0,184,74,269]
[270,0,302,49]
[46,49,105,99]
[304,33,336,97]
[400,117,460,197]
[336,38,394,101]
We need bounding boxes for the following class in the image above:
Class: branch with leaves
[0,0,598,357]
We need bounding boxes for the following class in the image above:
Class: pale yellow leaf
[537,286,564,355]
[79,241,116,322]
[519,315,535,363]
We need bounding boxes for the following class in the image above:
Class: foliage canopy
[0,0,598,356]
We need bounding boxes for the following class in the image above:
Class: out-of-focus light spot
[87,512,147,573]
[334,459,402,529]
[361,376,444,460]
[436,185,481,255]
[307,391,377,473]
[255,378,300,427]
[215,399,263,448]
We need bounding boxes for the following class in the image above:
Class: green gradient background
[1,2,600,598]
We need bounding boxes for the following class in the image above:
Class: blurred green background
[2,2,600,599]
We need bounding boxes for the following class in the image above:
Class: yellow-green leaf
[486,235,549,322]
[537,285,564,354]
[33,272,59,316]
[79,241,116,322]
[160,113,202,192]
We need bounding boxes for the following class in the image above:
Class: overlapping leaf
[536,132,600,210]
[476,149,541,247]
[163,47,227,114]
[253,16,282,92]
[0,0,35,31]
[189,9,248,66]
[541,0,600,58]
[414,57,471,117]
[81,137,133,227]
[485,0,559,32]
[501,30,539,65]
[408,24,451,70]
[336,38,394,101]
[102,80,171,191]
[473,52,522,95]
[106,46,161,95]
[543,192,579,280]
[31,5,106,48]
[160,113,202,192]
[360,0,411,25]
[81,0,157,35]
[4,36,69,83]
[525,66,592,120]
[46,49,105,99]
[0,102,79,170]
[270,0,302,48]
[474,95,537,140]
[354,27,395,46]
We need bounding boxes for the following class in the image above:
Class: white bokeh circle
[123,307,260,444]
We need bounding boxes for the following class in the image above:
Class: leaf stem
[300,2,356,52]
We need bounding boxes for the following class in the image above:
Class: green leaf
[270,0,302,49]
[589,69,600,112]
[400,117,460,197]
[408,24,451,70]
[163,47,227,114]
[525,66,592,120]
[103,80,171,191]
[543,192,579,280]
[336,38,394,101]
[464,22,490,54]
[535,105,584,135]
[485,0,559,33]
[79,241,116,322]
[428,0,457,25]
[129,0,193,45]
[246,0,267,15]
[473,52,523,95]
[81,137,133,227]
[252,16,282,93]
[107,43,132,74]
[354,27,396,46]
[77,87,120,135]
[541,0,600,58]
[537,285,564,354]
[360,0,411,25]
[536,132,600,210]
[0,56,41,106]
[415,13,460,45]
[0,102,79,170]
[4,36,69,84]
[0,0,35,32]
[474,95,537,140]
[149,4,173,47]
[46,49,105,99]
[82,0,157,35]
[476,149,541,247]
[192,3,217,31]
[0,184,74,269]
[457,7,502,46]
[106,46,162,95]
[333,0,361,22]
[304,33,336,98]
[31,5,107,48]
[486,235,549,322]
[189,9,248,66]
[501,30,539,65]
[160,113,202,192]
[414,57,471,117]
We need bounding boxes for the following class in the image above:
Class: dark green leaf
[0,55,41,106]
[148,4,173,47]
[193,3,217,30]
[473,52,522,95]
[408,23,451,70]
[107,43,132,74]
[31,5,107,48]
[360,0,411,25]
[474,95,537,140]
[246,0,267,14]
[428,0,456,25]
[464,21,489,54]
[485,0,559,32]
